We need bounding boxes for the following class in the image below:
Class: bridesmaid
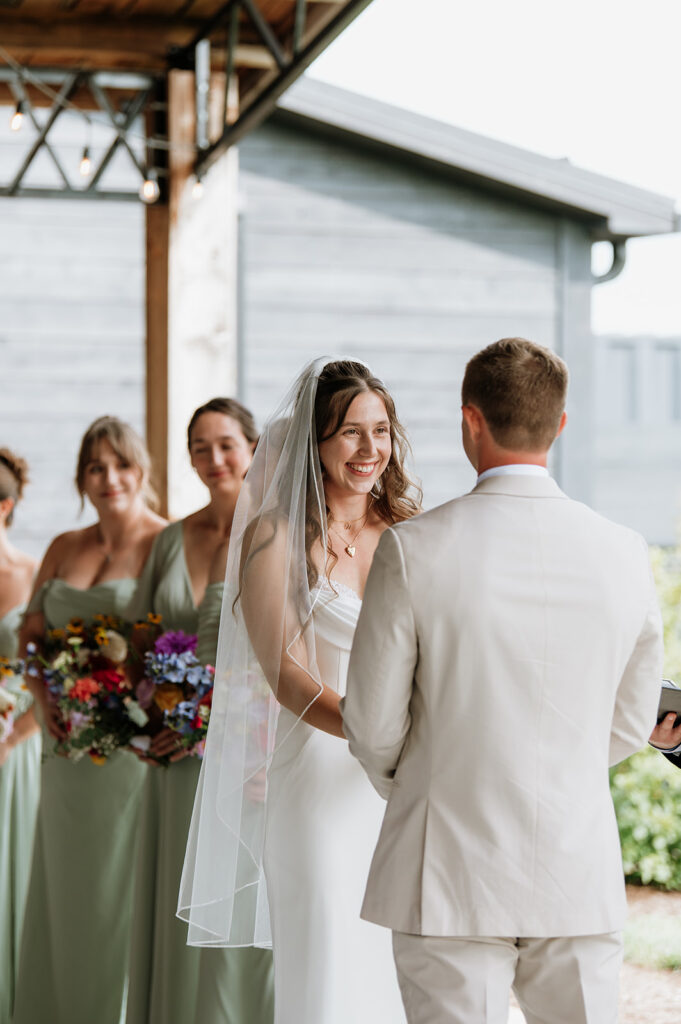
[13,417,166,1024]
[126,398,273,1024]
[0,449,39,1024]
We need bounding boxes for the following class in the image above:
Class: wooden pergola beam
[0,22,277,72]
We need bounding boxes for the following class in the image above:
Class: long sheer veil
[178,358,330,947]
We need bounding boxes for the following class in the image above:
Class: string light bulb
[139,169,160,204]
[10,100,25,132]
[79,145,92,177]
[192,176,203,200]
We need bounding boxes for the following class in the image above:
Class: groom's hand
[650,713,681,751]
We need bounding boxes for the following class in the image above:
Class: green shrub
[611,747,681,888]
[624,914,681,970]
[650,544,681,681]
[610,543,681,890]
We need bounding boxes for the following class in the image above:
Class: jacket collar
[470,474,567,499]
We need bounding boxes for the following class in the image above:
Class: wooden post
[145,202,169,516]
[145,69,239,518]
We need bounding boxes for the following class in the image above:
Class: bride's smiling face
[318,391,392,498]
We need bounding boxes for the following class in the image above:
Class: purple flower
[154,631,198,656]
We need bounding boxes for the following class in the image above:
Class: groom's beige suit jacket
[342,474,663,938]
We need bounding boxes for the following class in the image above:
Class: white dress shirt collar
[477,464,550,484]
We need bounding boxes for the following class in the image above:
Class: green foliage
[611,747,681,889]
[610,543,681,890]
[624,914,681,971]
[650,545,681,682]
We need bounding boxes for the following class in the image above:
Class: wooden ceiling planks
[0,1,347,71]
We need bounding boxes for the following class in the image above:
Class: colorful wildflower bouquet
[27,614,160,763]
[131,630,213,763]
[0,656,24,743]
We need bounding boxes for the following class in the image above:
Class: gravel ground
[619,886,681,1023]
[507,887,681,1023]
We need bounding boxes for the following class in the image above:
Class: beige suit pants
[392,931,623,1024]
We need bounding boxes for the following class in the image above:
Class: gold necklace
[328,513,371,558]
[328,498,374,532]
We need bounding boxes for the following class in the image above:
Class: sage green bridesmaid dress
[0,603,40,1024]
[126,520,273,1024]
[12,579,147,1024]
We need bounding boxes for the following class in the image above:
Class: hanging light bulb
[10,100,25,132]
[192,176,204,200]
[79,146,92,177]
[139,169,160,204]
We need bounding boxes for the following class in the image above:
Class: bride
[180,359,421,1023]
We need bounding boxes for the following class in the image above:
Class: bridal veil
[178,359,331,947]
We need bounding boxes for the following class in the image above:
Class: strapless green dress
[12,578,146,1024]
[0,603,40,1024]
[126,521,273,1024]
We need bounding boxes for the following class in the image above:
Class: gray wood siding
[238,120,568,509]
[0,197,145,559]
[10,107,670,567]
[594,335,681,544]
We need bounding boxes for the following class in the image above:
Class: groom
[342,337,663,1024]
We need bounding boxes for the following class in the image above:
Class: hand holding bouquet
[129,630,213,765]
[26,614,160,763]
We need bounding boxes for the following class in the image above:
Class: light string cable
[0,43,197,156]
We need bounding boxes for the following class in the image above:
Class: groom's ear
[461,404,484,442]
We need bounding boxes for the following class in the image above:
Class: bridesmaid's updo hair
[0,447,29,526]
[187,397,258,449]
[76,416,159,510]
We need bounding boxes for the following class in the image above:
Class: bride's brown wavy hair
[305,360,422,588]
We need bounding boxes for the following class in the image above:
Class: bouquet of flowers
[131,630,213,763]
[0,657,22,743]
[27,614,160,763]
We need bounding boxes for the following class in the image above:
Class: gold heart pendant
[345,545,356,558]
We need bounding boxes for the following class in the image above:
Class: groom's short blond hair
[462,338,568,451]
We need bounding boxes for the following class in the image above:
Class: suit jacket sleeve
[609,538,664,766]
[341,526,418,799]
[664,751,681,770]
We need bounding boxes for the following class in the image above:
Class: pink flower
[135,677,155,710]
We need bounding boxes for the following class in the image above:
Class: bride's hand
[245,765,267,803]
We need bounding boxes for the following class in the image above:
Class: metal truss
[174,0,374,179]
[0,68,166,202]
[0,0,372,200]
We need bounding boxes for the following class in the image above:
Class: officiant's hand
[650,713,681,751]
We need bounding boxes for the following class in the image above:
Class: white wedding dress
[263,580,407,1024]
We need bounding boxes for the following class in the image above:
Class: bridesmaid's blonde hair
[75,416,159,511]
